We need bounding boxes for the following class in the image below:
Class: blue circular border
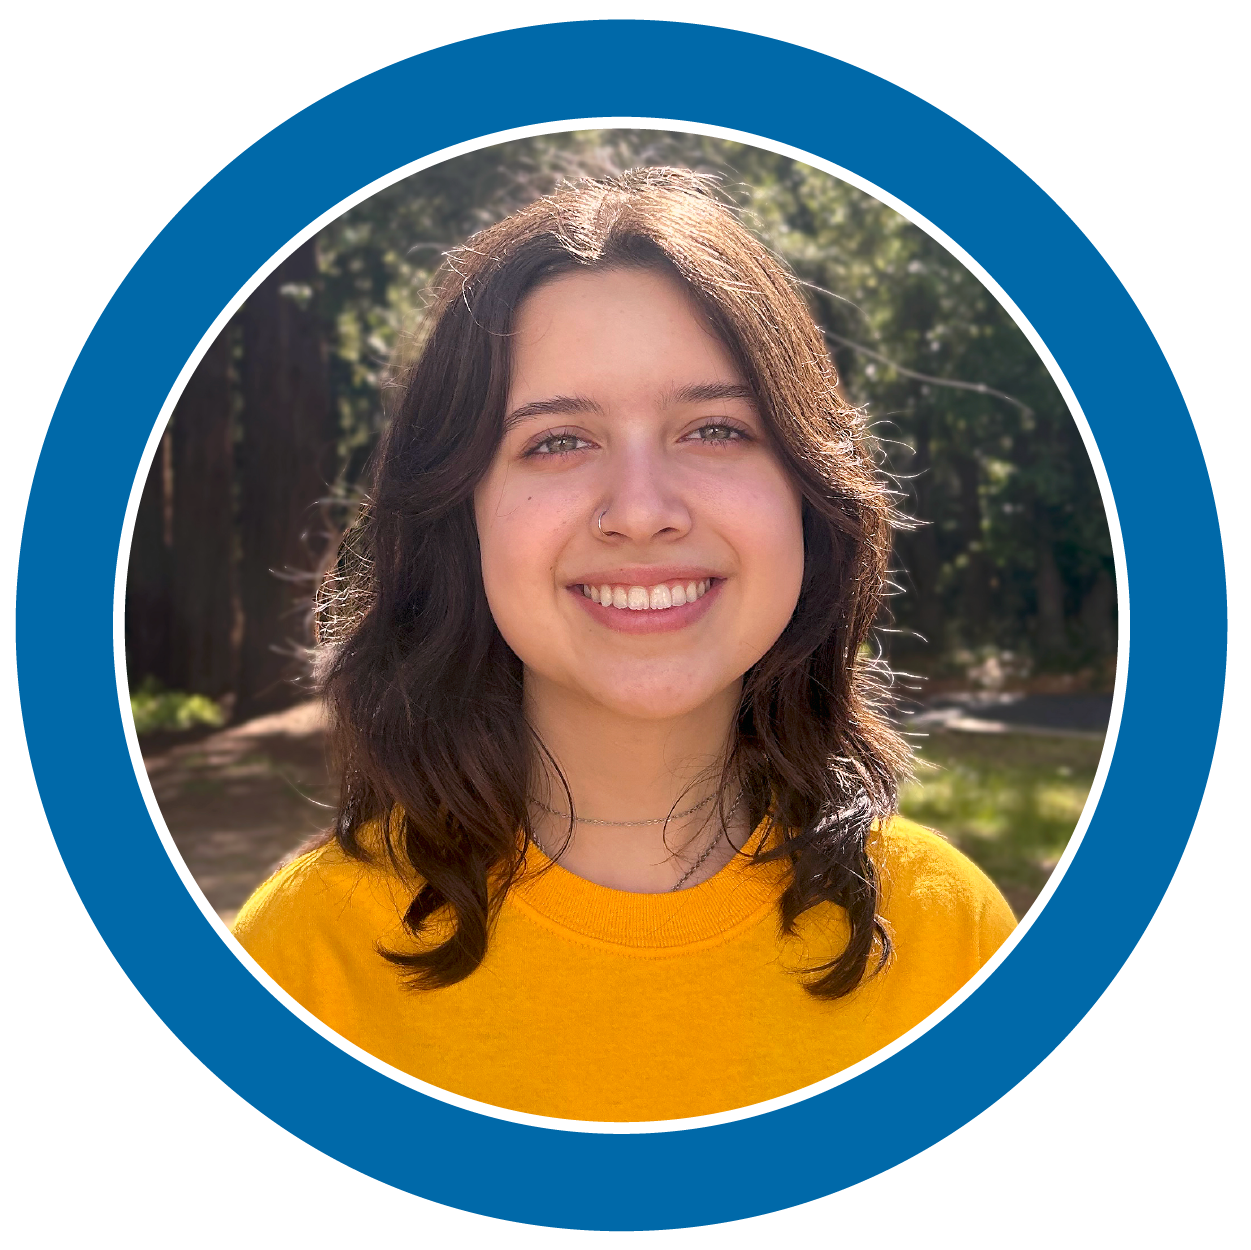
[17,21,1225,1231]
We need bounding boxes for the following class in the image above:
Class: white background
[4,3,1246,1244]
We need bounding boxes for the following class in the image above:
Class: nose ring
[597,508,609,538]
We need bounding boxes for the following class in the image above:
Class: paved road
[898,692,1113,738]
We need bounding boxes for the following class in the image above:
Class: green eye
[695,423,743,442]
[532,433,587,456]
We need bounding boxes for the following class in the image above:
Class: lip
[564,565,723,587]
[568,575,725,635]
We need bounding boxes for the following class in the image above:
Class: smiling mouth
[578,579,714,611]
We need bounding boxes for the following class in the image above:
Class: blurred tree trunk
[236,240,336,718]
[1081,566,1117,656]
[954,451,991,643]
[125,430,173,686]
[169,326,237,700]
[1035,522,1067,658]
[907,412,945,656]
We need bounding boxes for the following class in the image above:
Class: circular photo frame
[17,20,1225,1231]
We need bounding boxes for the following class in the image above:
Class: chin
[580,669,739,723]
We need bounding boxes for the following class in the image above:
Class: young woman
[233,168,1015,1122]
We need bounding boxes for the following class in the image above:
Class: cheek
[475,502,530,632]
[759,525,807,633]
[717,471,806,656]
[474,475,579,637]
[721,469,806,584]
[474,476,518,628]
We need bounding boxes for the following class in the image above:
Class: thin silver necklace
[529,787,746,893]
[530,790,718,826]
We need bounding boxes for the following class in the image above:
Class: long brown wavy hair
[317,167,910,999]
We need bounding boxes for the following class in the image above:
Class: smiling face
[473,266,806,723]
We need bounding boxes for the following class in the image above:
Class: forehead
[508,267,744,399]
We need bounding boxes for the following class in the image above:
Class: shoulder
[231,831,413,971]
[871,814,1018,959]
[873,815,998,902]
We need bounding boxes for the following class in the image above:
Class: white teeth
[584,579,716,611]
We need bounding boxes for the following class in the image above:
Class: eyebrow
[504,394,605,431]
[504,382,757,431]
[665,381,758,407]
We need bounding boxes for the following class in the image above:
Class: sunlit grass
[898,731,1105,917]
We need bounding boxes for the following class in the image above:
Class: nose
[598,443,692,545]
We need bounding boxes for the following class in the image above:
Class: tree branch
[823,329,1034,419]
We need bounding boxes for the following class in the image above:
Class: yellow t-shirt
[233,815,1015,1121]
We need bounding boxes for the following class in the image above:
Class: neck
[523,672,750,893]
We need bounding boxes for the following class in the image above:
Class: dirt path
[141,701,334,924]
[142,693,1108,924]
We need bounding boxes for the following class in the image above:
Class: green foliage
[131,677,225,736]
[310,130,1115,677]
[899,731,1102,915]
[718,144,1114,669]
